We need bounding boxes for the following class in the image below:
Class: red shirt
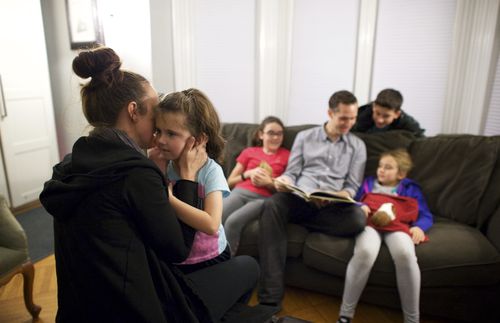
[235,147,290,197]
[362,193,419,236]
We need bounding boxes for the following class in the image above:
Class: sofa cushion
[487,207,500,252]
[475,136,500,228]
[237,220,308,258]
[409,135,499,226]
[302,217,500,288]
[417,217,500,287]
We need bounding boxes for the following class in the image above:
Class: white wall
[99,0,152,80]
[39,0,500,158]
[150,0,175,93]
[41,0,88,159]
[41,0,155,158]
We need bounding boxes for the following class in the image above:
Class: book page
[274,179,355,204]
[308,191,355,203]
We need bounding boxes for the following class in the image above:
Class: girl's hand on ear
[178,136,207,181]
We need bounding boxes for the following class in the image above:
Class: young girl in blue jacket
[338,149,433,323]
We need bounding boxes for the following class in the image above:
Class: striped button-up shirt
[283,124,366,198]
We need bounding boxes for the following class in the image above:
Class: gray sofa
[221,123,500,322]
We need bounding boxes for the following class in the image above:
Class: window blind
[484,53,500,135]
[371,0,456,136]
[194,0,256,123]
[287,0,360,126]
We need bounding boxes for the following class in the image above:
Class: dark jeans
[258,192,366,303]
[187,255,259,321]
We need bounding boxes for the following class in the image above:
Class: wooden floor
[0,256,57,323]
[0,255,456,323]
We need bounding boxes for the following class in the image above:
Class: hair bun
[72,47,122,81]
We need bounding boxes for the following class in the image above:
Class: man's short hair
[374,89,403,111]
[328,90,357,111]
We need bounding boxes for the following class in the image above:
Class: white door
[0,0,60,207]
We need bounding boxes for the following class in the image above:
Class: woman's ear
[127,101,139,121]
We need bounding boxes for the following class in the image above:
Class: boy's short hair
[374,89,403,112]
[381,148,413,174]
[328,90,357,111]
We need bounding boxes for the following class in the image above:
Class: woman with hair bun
[40,46,259,323]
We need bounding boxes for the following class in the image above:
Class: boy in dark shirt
[352,88,425,137]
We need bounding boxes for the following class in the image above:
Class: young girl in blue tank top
[153,88,230,273]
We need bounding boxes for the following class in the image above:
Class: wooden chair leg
[21,261,42,319]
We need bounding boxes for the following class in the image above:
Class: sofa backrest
[220,123,316,176]
[409,135,500,228]
[480,136,500,229]
[352,131,416,177]
[221,123,500,228]
[221,123,415,178]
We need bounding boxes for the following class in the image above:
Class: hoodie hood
[40,136,162,220]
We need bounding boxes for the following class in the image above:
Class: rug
[16,207,54,262]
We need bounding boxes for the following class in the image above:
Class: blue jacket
[355,176,434,232]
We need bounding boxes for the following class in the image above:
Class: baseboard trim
[12,200,42,216]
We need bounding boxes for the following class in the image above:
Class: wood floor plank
[0,255,455,323]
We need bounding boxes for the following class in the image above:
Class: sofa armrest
[486,207,500,252]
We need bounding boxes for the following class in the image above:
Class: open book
[275,179,356,204]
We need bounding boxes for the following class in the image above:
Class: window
[371,0,456,135]
[287,0,360,125]
[194,0,256,123]
[484,53,500,135]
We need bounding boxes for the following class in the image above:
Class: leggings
[340,226,420,323]
[186,255,259,321]
[222,188,266,255]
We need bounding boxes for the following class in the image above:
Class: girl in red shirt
[222,116,290,255]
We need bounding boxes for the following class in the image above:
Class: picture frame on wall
[65,0,104,50]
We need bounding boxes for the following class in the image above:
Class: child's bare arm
[227,163,245,189]
[169,188,222,235]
